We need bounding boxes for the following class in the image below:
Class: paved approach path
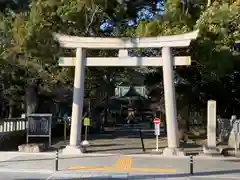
[0,152,240,179]
[52,123,203,155]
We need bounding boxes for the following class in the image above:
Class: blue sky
[100,0,163,31]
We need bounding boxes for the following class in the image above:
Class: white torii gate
[54,30,199,156]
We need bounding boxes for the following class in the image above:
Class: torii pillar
[54,30,199,156]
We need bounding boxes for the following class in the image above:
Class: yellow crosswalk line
[68,166,176,173]
[68,156,176,173]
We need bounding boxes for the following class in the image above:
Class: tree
[0,0,150,118]
[134,0,240,127]
[1,0,239,126]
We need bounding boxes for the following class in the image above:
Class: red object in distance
[153,117,161,124]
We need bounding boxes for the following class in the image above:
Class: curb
[0,151,55,156]
[0,168,54,174]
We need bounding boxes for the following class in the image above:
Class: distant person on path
[126,107,135,127]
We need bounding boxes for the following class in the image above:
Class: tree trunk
[25,80,39,115]
[1,100,5,118]
[1,82,5,117]
[8,99,14,118]
[103,74,111,126]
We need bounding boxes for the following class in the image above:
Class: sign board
[153,117,161,124]
[84,117,90,126]
[154,123,160,136]
[153,118,161,136]
[153,117,161,151]
[26,114,52,146]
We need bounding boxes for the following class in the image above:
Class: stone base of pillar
[201,145,223,156]
[162,147,185,156]
[61,145,85,155]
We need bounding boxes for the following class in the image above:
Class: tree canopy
[0,0,239,119]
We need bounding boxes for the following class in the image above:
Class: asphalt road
[0,152,240,180]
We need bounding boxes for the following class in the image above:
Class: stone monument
[203,100,222,155]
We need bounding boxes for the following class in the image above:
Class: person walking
[126,107,135,128]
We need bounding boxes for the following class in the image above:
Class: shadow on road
[0,155,118,163]
[87,147,156,153]
[89,143,123,147]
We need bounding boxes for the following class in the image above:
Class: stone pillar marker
[203,100,221,155]
[62,48,86,154]
[207,100,217,147]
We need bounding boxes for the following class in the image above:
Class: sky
[100,0,163,31]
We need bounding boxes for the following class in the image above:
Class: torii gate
[54,30,199,156]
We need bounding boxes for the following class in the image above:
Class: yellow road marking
[68,166,176,173]
[68,155,176,173]
[115,156,132,169]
